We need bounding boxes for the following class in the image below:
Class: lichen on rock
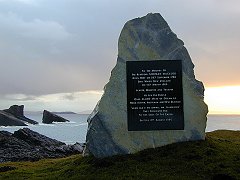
[84,13,208,158]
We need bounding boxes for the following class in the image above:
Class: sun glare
[205,86,240,115]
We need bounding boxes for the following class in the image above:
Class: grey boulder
[84,13,208,158]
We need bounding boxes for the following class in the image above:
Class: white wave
[38,123,55,126]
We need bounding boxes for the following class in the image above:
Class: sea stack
[42,110,70,124]
[0,105,38,126]
[84,13,208,158]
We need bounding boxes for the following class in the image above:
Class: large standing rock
[42,110,70,124]
[0,105,38,126]
[0,111,27,126]
[3,105,38,125]
[85,13,208,158]
[4,105,24,117]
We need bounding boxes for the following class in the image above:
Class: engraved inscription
[127,60,184,131]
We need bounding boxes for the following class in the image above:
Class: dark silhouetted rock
[13,127,65,147]
[0,111,27,126]
[0,105,38,126]
[42,110,70,124]
[0,128,83,163]
[4,105,24,117]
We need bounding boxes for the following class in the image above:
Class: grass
[0,130,239,180]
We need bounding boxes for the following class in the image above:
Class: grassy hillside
[0,130,239,180]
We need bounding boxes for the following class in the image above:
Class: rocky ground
[0,128,83,163]
[0,130,239,179]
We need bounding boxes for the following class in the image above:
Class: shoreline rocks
[42,110,70,124]
[0,128,83,163]
[0,105,38,126]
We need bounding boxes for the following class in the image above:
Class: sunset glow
[205,86,240,115]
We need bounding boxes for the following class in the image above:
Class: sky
[0,0,239,113]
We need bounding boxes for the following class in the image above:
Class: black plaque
[127,60,184,131]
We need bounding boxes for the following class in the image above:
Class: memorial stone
[84,13,208,158]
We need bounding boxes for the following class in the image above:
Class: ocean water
[0,113,89,144]
[0,114,239,144]
[206,115,240,132]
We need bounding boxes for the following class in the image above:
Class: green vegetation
[0,130,239,180]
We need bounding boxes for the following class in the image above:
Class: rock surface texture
[0,128,83,162]
[0,105,38,126]
[85,13,208,158]
[42,110,70,124]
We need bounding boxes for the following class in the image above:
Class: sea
[0,114,239,144]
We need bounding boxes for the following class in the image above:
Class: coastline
[0,130,239,179]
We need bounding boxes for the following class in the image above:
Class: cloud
[0,0,239,113]
[21,19,71,40]
[0,91,103,112]
[3,94,37,101]
[63,93,76,101]
[15,0,35,4]
[61,91,103,101]
[0,0,38,5]
[0,12,71,40]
